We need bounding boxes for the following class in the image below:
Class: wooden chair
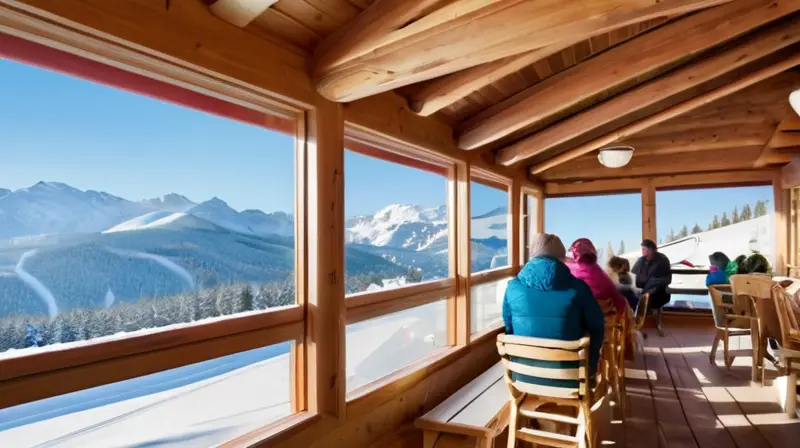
[708,284,757,370]
[601,309,628,417]
[729,274,775,383]
[770,284,800,417]
[497,334,602,448]
[632,292,650,333]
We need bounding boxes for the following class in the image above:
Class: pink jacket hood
[567,260,629,312]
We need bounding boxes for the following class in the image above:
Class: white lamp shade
[597,147,634,168]
[791,89,800,117]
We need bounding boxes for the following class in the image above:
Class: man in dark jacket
[632,239,672,309]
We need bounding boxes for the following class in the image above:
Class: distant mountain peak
[472,206,508,220]
[142,193,196,212]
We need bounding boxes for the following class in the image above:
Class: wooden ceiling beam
[207,0,278,27]
[461,0,798,151]
[755,120,800,167]
[313,0,729,103]
[529,53,800,175]
[496,14,800,166]
[540,146,765,181]
[544,169,777,196]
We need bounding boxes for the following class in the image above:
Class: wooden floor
[603,326,800,448]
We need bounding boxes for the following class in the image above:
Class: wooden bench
[416,362,510,448]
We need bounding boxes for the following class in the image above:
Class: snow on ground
[103,211,217,233]
[0,304,442,447]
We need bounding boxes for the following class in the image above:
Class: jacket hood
[518,256,575,291]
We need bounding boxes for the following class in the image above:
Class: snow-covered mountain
[141,193,195,212]
[346,204,448,251]
[187,198,293,237]
[0,182,151,240]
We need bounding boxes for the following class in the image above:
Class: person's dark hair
[743,253,770,274]
[708,251,730,269]
[734,255,747,274]
[641,239,657,251]
[608,256,630,274]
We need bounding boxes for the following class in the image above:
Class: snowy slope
[103,212,218,233]
[188,198,293,237]
[346,204,447,250]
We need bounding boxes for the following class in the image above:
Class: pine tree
[741,204,753,221]
[720,212,731,227]
[691,223,702,234]
[25,322,40,348]
[732,206,740,224]
[618,240,626,255]
[405,267,423,283]
[606,242,615,262]
[754,200,768,217]
[677,225,689,239]
[712,215,721,229]
[667,228,676,242]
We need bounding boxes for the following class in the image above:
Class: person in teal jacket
[502,233,605,388]
[705,251,739,286]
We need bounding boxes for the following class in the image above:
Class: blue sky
[546,186,773,255]
[0,57,774,234]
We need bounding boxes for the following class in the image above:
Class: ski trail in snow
[105,247,195,289]
[15,250,58,321]
[104,287,115,308]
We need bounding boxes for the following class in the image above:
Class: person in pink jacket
[566,238,630,315]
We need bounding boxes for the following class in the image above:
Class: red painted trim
[0,31,293,134]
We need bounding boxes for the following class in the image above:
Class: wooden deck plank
[623,331,660,447]
[669,329,772,448]
[661,334,737,448]
[726,385,800,448]
[642,331,700,448]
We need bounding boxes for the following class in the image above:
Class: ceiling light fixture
[597,145,634,168]
[791,89,800,117]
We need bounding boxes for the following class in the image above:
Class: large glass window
[545,193,642,266]
[656,186,774,309]
[344,150,449,295]
[0,342,291,447]
[471,277,512,334]
[470,178,509,273]
[0,59,297,438]
[346,300,447,392]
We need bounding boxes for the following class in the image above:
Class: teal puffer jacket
[502,256,605,388]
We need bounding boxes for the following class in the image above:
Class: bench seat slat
[448,374,510,431]
[417,362,504,426]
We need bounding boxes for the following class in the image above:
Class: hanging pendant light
[791,89,800,117]
[597,145,634,168]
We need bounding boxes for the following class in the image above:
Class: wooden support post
[537,191,545,235]
[306,96,346,418]
[447,165,459,346]
[774,174,791,277]
[510,178,521,272]
[455,162,471,345]
[292,114,308,413]
[642,181,656,244]
[773,372,798,418]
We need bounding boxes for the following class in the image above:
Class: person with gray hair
[528,232,567,260]
[502,233,604,388]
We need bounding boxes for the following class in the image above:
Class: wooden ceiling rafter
[528,53,800,176]
[495,13,800,167]
[755,119,800,167]
[458,0,800,152]
[311,0,730,103]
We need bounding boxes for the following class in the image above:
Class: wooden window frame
[340,129,459,401]
[0,23,310,439]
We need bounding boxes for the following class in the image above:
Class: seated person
[608,255,639,309]
[566,238,630,315]
[632,239,672,309]
[743,253,770,274]
[706,251,739,286]
[503,233,604,388]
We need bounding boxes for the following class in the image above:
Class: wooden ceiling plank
[314,0,729,103]
[497,14,800,166]
[754,120,800,166]
[209,0,279,27]
[529,53,800,175]
[461,0,798,151]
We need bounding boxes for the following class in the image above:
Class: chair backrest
[496,334,590,403]
[772,284,800,347]
[731,274,780,339]
[708,285,729,329]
